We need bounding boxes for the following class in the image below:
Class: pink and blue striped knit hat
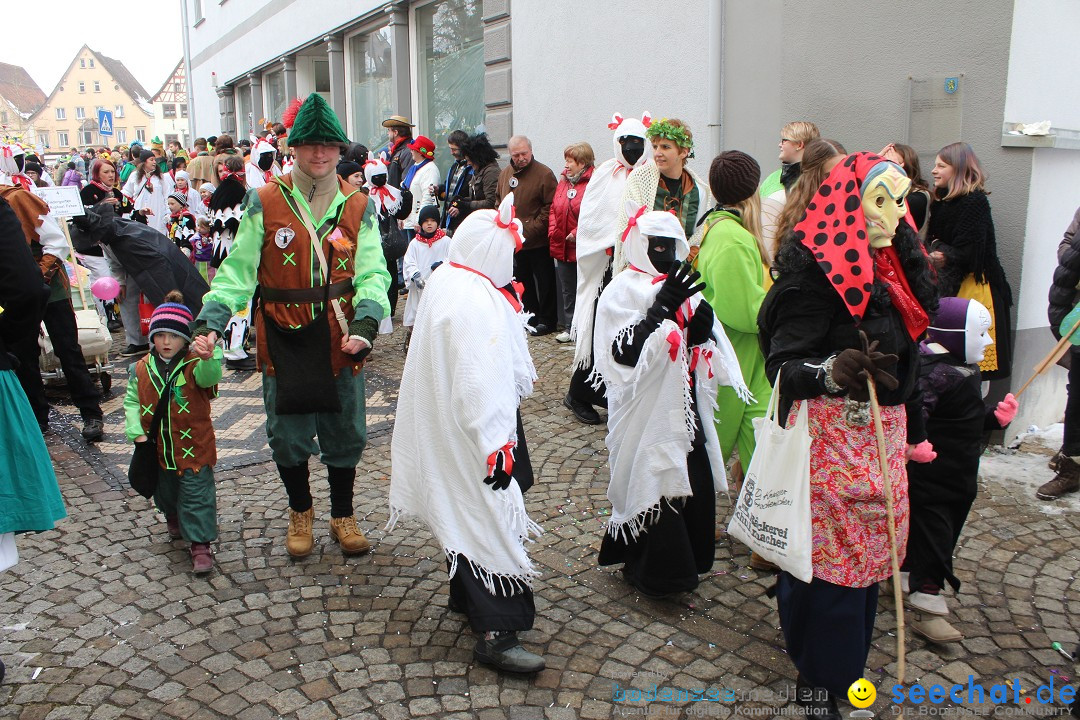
[148,294,193,342]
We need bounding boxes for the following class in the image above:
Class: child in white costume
[390,194,545,674]
[402,205,451,329]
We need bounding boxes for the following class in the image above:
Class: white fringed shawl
[594,269,750,541]
[571,158,632,370]
[388,264,541,594]
[613,161,711,274]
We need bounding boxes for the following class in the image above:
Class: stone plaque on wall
[908,75,963,155]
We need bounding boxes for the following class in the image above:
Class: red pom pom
[282,97,304,129]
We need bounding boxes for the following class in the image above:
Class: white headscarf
[621,203,691,277]
[447,193,523,288]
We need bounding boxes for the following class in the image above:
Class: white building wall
[1009,148,1080,437]
[1004,0,1080,130]
[510,0,715,177]
[187,0,384,136]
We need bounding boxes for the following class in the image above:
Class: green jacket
[696,210,773,457]
[196,180,391,336]
[759,168,783,199]
[124,347,223,472]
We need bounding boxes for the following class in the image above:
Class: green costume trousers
[154,465,217,543]
[262,370,367,468]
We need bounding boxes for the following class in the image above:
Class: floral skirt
[787,395,908,588]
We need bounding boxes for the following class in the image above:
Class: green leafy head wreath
[646,118,694,158]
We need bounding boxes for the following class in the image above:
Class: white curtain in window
[350,26,394,152]
[416,0,485,171]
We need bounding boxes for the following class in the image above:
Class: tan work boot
[910,612,964,644]
[330,515,371,555]
[286,507,315,557]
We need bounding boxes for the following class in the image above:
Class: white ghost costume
[571,112,653,373]
[595,205,749,595]
[390,193,542,600]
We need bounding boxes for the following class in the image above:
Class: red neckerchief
[10,174,31,191]
[415,228,446,248]
[263,169,272,183]
[448,261,523,312]
[370,184,396,210]
[875,246,929,340]
[170,209,195,223]
[219,169,244,184]
[90,180,112,194]
[391,137,408,157]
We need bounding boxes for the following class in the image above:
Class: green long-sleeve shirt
[196,181,390,335]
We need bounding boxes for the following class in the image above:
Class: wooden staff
[867,376,905,684]
[1015,316,1080,398]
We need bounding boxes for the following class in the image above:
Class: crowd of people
[1,98,1078,711]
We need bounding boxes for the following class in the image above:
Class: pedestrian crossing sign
[98,109,113,136]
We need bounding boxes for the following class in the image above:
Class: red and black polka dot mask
[794,152,912,324]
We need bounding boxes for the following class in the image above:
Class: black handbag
[380,222,409,261]
[127,377,175,499]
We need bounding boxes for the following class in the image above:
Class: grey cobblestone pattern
[3,325,1078,719]
[46,355,400,493]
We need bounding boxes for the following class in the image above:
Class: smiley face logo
[848,678,876,709]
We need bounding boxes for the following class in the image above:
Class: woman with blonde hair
[926,142,1012,378]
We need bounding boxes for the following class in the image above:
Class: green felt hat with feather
[284,94,348,147]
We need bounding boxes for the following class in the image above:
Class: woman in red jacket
[549,142,594,350]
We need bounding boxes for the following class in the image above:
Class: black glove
[686,302,714,346]
[484,468,513,492]
[430,261,443,272]
[650,262,705,322]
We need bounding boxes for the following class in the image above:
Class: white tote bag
[726,374,813,582]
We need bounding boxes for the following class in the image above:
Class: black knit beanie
[708,150,761,206]
[418,205,441,226]
[337,161,363,181]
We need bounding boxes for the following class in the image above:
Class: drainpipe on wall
[181,0,196,139]
[707,0,724,156]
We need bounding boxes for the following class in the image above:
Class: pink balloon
[91,276,120,301]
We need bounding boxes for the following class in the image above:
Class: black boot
[563,392,602,425]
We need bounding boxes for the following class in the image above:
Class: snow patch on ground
[980,446,1077,515]
[1010,422,1064,454]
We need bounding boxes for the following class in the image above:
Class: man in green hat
[193,94,390,558]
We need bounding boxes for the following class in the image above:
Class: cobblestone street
[1,326,1077,720]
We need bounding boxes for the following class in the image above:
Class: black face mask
[371,175,387,187]
[15,155,24,172]
[257,154,274,171]
[619,136,645,167]
[647,235,678,273]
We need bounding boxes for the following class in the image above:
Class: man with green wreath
[193,94,390,557]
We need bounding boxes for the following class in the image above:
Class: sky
[5,0,184,98]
